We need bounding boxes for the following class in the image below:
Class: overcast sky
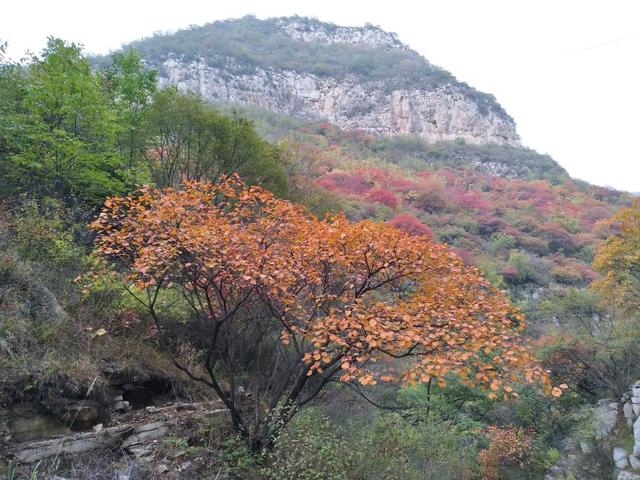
[3,0,639,191]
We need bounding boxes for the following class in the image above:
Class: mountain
[115,16,633,310]
[127,16,520,145]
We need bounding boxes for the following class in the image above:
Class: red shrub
[317,172,371,195]
[367,188,399,208]
[388,213,433,238]
[501,265,519,282]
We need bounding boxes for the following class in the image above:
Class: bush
[261,407,478,480]
[261,408,350,480]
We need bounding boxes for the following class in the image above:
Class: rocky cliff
[130,16,520,146]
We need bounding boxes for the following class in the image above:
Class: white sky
[3,0,639,191]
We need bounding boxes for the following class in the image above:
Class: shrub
[478,425,534,480]
[366,188,399,208]
[388,213,433,238]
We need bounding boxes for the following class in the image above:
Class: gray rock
[634,416,640,456]
[614,447,630,470]
[619,471,640,480]
[580,440,593,454]
[595,399,619,439]
[630,455,640,470]
[625,402,636,427]
[113,400,131,412]
[122,421,168,449]
[10,425,134,463]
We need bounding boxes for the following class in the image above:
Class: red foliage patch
[367,188,399,208]
[388,213,433,239]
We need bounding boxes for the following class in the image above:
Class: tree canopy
[91,177,555,448]
[593,200,640,312]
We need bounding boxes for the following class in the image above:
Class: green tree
[100,50,156,168]
[142,87,288,194]
[0,38,126,205]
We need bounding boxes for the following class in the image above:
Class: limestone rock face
[157,57,520,146]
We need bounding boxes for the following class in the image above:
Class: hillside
[227,107,631,310]
[123,16,520,145]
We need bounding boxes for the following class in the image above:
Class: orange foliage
[593,200,640,311]
[90,177,553,396]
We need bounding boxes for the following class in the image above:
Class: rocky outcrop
[275,19,408,50]
[8,400,226,464]
[157,57,519,146]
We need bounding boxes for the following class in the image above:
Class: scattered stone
[92,423,103,432]
[156,464,170,474]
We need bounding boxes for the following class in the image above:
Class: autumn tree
[91,178,554,449]
[593,200,640,313]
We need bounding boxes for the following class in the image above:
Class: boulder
[630,455,640,471]
[595,399,619,439]
[634,416,640,457]
[614,447,630,470]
